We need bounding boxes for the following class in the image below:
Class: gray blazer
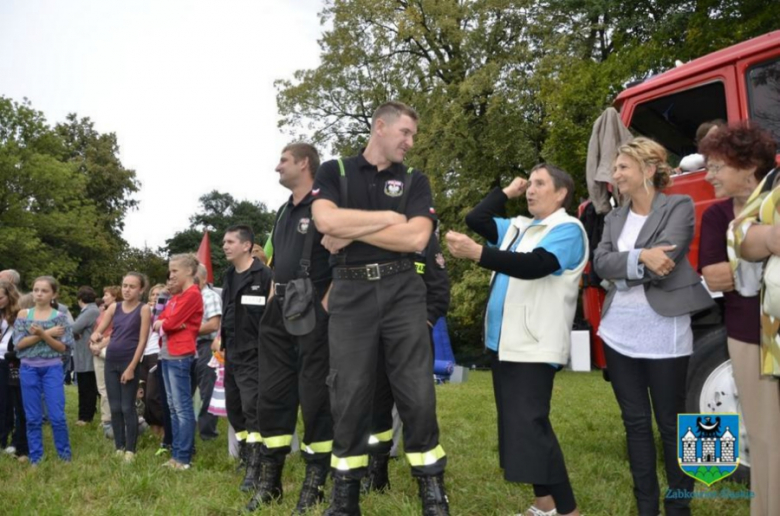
[72,303,100,373]
[593,193,713,318]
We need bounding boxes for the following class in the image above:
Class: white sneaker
[4,446,16,455]
[124,451,135,463]
[520,507,558,516]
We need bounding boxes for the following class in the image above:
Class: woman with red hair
[701,123,780,516]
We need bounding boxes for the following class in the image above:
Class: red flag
[197,231,214,284]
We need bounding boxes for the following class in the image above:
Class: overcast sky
[0,0,325,250]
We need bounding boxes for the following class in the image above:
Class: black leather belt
[333,259,413,281]
[273,283,287,298]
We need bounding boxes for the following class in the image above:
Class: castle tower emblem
[677,413,740,486]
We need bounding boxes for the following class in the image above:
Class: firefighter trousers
[369,326,436,456]
[257,296,332,465]
[327,269,446,478]
[224,343,261,439]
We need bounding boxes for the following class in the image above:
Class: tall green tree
[0,96,154,306]
[276,0,551,350]
[275,0,775,354]
[54,114,141,290]
[163,190,276,284]
[1,97,100,302]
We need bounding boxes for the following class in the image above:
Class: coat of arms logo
[678,413,740,486]
[384,180,404,197]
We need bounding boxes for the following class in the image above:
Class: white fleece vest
[490,208,588,364]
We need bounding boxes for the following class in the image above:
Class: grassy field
[0,370,752,515]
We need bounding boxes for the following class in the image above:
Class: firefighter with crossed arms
[312,101,449,515]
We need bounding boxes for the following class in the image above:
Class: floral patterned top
[728,168,780,376]
[13,307,74,361]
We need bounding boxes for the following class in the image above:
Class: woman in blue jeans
[153,254,203,470]
[12,276,74,465]
[91,272,151,462]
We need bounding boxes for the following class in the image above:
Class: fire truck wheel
[686,325,750,484]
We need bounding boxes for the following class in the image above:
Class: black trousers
[138,354,164,426]
[195,340,219,439]
[105,359,140,453]
[328,270,444,478]
[155,359,173,447]
[368,326,436,456]
[9,383,27,456]
[491,355,576,513]
[75,371,98,422]
[0,360,13,447]
[257,296,332,464]
[604,344,693,516]
[224,343,260,435]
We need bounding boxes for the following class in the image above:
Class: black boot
[245,457,284,512]
[417,474,450,516]
[292,462,329,514]
[361,453,390,493]
[322,471,361,516]
[240,442,262,492]
[236,440,248,472]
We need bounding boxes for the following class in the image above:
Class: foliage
[55,113,139,236]
[0,371,753,514]
[116,246,170,288]
[162,190,276,285]
[0,96,161,306]
[275,0,775,352]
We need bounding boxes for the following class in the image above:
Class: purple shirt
[105,302,142,363]
[698,199,760,344]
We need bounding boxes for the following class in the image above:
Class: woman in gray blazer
[593,137,712,516]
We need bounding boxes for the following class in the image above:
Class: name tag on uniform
[241,295,266,306]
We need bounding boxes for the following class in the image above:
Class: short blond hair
[170,253,199,277]
[150,283,166,295]
[616,137,673,190]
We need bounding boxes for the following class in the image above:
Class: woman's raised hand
[502,177,529,199]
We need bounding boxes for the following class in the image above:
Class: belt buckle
[365,263,381,281]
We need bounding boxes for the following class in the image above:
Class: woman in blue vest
[447,164,587,516]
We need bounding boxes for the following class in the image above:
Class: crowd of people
[0,102,778,516]
[445,122,779,516]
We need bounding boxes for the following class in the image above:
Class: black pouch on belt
[282,206,317,336]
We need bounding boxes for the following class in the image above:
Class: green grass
[0,371,752,515]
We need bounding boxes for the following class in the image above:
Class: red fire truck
[582,30,780,482]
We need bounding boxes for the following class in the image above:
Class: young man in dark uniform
[220,225,273,492]
[246,143,334,514]
[364,230,451,492]
[312,101,450,515]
